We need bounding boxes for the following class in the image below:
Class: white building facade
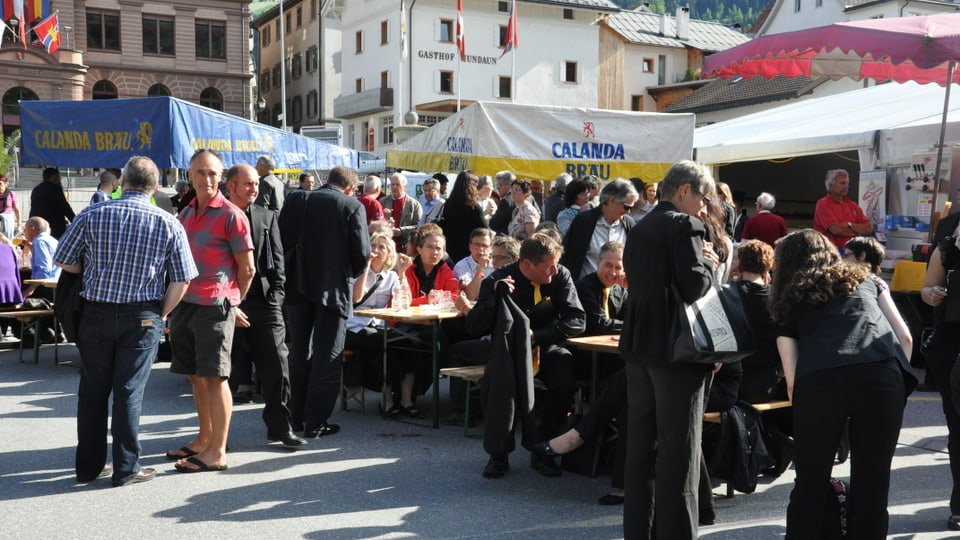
[253,0,341,131]
[335,0,620,155]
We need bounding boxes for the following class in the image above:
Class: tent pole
[932,59,955,216]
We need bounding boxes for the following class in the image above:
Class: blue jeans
[75,301,162,485]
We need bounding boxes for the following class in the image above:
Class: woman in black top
[771,229,914,540]
[735,240,782,403]
[921,232,960,531]
[437,170,487,264]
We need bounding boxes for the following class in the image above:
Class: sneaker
[482,456,509,478]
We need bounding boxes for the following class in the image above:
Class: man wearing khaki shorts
[167,149,255,473]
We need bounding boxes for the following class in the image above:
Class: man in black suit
[462,233,586,478]
[575,240,627,336]
[30,167,75,238]
[280,166,370,438]
[255,155,285,211]
[488,170,517,235]
[560,178,638,281]
[225,164,306,449]
[619,160,718,540]
[543,173,571,224]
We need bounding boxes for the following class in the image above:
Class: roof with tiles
[604,9,750,52]
[664,75,827,113]
[525,0,621,9]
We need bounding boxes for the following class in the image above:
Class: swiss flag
[456,0,465,61]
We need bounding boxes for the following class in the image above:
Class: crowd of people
[43,154,947,538]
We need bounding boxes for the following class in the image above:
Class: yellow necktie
[532,282,541,305]
[602,287,610,319]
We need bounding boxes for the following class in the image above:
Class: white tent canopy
[694,81,960,166]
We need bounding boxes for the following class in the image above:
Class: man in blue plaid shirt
[55,155,197,487]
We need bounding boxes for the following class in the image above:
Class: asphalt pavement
[1,345,959,539]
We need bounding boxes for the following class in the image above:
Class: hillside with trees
[617,0,767,32]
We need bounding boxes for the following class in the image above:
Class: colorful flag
[400,0,407,62]
[500,0,518,59]
[31,11,58,54]
[12,0,25,49]
[456,0,465,61]
[24,0,47,23]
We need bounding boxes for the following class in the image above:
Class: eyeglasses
[621,202,635,211]
[470,242,491,249]
[492,255,514,261]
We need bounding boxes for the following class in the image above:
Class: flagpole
[398,0,405,130]
[457,56,462,112]
[511,50,515,103]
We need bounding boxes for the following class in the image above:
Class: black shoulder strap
[354,273,384,308]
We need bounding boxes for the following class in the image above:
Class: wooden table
[0,308,60,365]
[23,278,58,289]
[353,305,463,428]
[565,334,621,402]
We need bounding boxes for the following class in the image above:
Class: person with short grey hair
[560,178,639,280]
[358,175,385,224]
[476,174,498,224]
[419,178,444,226]
[254,155,284,211]
[544,172,572,223]
[742,191,788,248]
[814,168,873,249]
[620,159,719,539]
[382,172,423,249]
[489,171,519,234]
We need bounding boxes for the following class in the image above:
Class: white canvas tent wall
[388,102,694,183]
[694,81,960,168]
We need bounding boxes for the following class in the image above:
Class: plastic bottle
[392,275,411,310]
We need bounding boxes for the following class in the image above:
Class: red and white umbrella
[703,13,960,206]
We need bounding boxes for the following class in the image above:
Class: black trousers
[286,302,345,432]
[344,327,386,391]
[786,360,905,540]
[624,359,710,540]
[229,296,293,437]
[928,334,960,514]
[576,368,627,490]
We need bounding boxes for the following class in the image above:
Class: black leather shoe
[441,410,476,427]
[112,467,156,487]
[304,422,340,438]
[530,453,562,477]
[482,456,510,478]
[598,493,625,506]
[268,431,308,448]
[948,515,960,531]
[531,441,561,460]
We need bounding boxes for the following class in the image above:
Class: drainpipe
[408,0,417,117]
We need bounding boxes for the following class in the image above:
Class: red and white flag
[456,0,466,61]
[500,0,518,59]
[31,11,58,54]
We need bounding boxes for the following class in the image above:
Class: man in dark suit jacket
[462,233,586,478]
[280,166,370,439]
[619,161,718,540]
[254,155,285,211]
[575,241,627,336]
[30,167,75,238]
[560,178,638,281]
[226,164,306,449]
[488,171,517,235]
[543,173,571,224]
[380,172,423,250]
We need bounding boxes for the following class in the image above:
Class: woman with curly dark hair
[771,229,915,539]
[437,170,486,263]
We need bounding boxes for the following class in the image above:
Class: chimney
[676,6,690,40]
[659,13,667,36]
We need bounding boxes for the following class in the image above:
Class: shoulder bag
[668,283,756,364]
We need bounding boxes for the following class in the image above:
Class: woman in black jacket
[436,170,486,264]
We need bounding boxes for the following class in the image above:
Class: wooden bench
[0,309,60,365]
[339,350,365,413]
[703,399,792,498]
[440,365,551,436]
[703,400,792,423]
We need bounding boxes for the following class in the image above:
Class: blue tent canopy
[19,96,357,170]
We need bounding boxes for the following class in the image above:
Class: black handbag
[668,283,755,364]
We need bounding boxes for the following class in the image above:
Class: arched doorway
[199,87,222,111]
[92,80,118,99]
[147,83,171,97]
[2,86,38,134]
